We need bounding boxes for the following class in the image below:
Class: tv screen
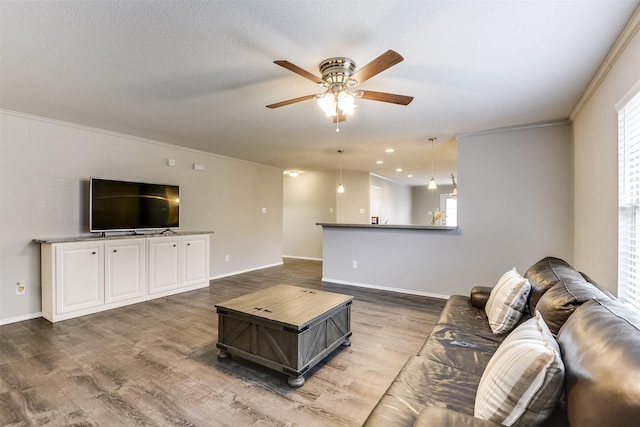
[90,178,180,232]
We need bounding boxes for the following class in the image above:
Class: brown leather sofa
[363,257,640,426]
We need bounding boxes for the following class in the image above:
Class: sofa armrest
[414,406,501,427]
[470,286,493,309]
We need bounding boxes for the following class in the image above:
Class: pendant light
[428,137,438,190]
[337,149,345,193]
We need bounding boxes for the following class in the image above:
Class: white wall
[283,170,335,259]
[412,184,455,225]
[322,124,574,296]
[282,170,414,259]
[0,111,284,323]
[336,170,371,224]
[572,11,640,294]
[369,174,412,225]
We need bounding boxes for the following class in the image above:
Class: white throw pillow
[485,268,530,333]
[474,312,565,427]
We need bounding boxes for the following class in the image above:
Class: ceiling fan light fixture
[317,93,336,116]
[268,50,412,126]
[337,91,356,115]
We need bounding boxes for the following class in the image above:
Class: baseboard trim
[283,255,322,261]
[0,311,43,326]
[210,261,284,281]
[322,277,450,300]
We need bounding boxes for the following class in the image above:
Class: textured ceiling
[1,0,638,185]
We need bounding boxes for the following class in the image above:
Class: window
[440,194,458,227]
[618,88,640,311]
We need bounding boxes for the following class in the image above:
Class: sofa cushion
[436,295,508,342]
[415,406,502,427]
[475,312,565,427]
[578,271,616,299]
[557,299,640,427]
[524,257,577,314]
[485,268,531,333]
[419,323,503,377]
[535,275,610,336]
[363,356,482,426]
[418,295,509,378]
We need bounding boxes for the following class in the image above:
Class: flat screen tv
[90,178,180,232]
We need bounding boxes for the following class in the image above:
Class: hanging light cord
[337,149,345,193]
[431,138,434,176]
[428,137,438,190]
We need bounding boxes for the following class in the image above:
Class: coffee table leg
[288,375,305,387]
[218,349,231,359]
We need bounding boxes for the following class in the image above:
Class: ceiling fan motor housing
[319,57,357,90]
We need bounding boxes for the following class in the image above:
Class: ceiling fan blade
[274,60,324,85]
[350,50,404,85]
[332,110,347,123]
[266,94,317,109]
[360,90,414,105]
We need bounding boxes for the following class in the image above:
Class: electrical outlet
[16,281,25,295]
[352,260,358,269]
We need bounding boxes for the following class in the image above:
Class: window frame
[617,84,640,311]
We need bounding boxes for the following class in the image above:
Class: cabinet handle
[113,249,117,253]
[92,251,96,255]
[187,243,191,246]
[173,244,177,247]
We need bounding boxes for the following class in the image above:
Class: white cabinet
[105,239,146,304]
[148,234,211,295]
[148,236,180,294]
[182,235,209,287]
[55,242,104,315]
[40,233,210,322]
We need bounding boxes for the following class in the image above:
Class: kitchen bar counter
[316,223,457,231]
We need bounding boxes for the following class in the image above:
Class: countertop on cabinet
[33,231,214,244]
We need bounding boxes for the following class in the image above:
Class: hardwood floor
[0,259,446,426]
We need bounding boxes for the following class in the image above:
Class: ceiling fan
[266,50,414,124]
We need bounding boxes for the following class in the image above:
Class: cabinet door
[182,235,210,287]
[105,239,146,303]
[56,242,104,314]
[148,237,180,294]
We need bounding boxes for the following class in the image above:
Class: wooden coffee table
[215,284,353,387]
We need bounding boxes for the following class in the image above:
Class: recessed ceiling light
[408,174,413,178]
[396,168,403,172]
[376,160,384,164]
[385,148,395,153]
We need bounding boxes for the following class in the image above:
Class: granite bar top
[34,231,214,244]
[316,223,457,231]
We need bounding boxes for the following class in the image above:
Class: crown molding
[0,109,282,171]
[455,118,571,138]
[570,5,640,119]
